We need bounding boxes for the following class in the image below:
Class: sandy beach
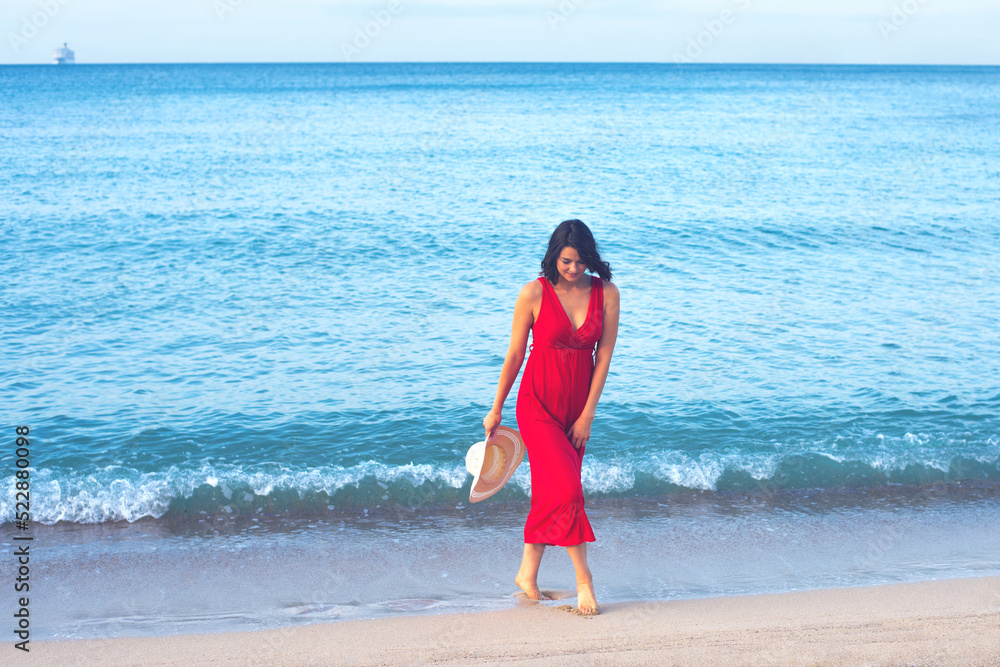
[24,575,1000,666]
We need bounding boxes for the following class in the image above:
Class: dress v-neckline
[543,276,594,335]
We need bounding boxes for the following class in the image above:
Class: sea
[2,62,999,641]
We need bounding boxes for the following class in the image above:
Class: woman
[482,219,620,616]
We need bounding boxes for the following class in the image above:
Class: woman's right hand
[483,410,502,441]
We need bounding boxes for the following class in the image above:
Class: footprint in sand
[513,590,598,616]
[553,603,598,617]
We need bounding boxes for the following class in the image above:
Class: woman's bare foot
[576,577,599,615]
[515,573,551,600]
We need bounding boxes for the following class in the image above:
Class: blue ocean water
[3,63,998,524]
[2,63,999,639]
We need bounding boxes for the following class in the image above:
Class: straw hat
[465,426,525,503]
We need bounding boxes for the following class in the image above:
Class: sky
[4,0,1000,65]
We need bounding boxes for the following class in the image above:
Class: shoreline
[26,575,1000,666]
[10,491,1000,644]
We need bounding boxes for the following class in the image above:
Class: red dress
[515,274,604,547]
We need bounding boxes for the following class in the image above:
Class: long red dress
[515,274,604,547]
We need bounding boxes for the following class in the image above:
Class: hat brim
[469,426,525,503]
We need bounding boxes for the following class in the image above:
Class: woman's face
[557,246,588,284]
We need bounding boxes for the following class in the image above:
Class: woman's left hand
[567,416,593,450]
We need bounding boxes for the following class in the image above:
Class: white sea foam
[2,433,998,525]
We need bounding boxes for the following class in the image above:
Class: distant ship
[52,43,75,65]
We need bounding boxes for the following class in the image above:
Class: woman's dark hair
[540,219,613,284]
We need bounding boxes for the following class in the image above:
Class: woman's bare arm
[569,281,620,447]
[484,281,541,438]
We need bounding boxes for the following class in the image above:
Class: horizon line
[3,60,1000,67]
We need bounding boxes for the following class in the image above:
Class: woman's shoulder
[518,278,545,301]
[599,277,619,303]
[518,277,545,299]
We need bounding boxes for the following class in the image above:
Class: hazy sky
[5,0,999,65]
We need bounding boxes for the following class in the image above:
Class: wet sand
[25,575,1000,666]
